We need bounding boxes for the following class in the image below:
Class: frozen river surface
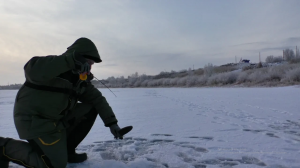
[0,86,299,168]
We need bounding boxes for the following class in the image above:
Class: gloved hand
[87,72,94,81]
[72,51,90,74]
[109,124,122,139]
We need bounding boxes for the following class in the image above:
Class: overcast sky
[1,0,300,85]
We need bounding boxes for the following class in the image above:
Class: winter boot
[0,151,9,168]
[0,136,51,168]
[0,149,9,168]
[66,107,97,163]
[68,149,87,163]
[0,137,12,168]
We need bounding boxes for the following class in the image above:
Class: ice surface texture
[1,86,299,168]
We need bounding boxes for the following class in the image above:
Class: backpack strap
[24,81,77,98]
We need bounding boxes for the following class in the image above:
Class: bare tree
[283,49,295,61]
[265,55,283,63]
[265,55,274,63]
[296,48,300,58]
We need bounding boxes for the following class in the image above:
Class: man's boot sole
[68,153,87,163]
[0,158,9,168]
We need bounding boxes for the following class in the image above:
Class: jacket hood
[65,37,102,63]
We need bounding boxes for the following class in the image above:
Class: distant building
[237,59,251,69]
[241,59,250,63]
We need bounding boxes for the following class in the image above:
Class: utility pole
[235,56,237,64]
[257,52,262,68]
[283,50,284,60]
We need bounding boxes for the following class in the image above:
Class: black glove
[109,124,122,139]
[87,73,94,81]
[72,51,90,74]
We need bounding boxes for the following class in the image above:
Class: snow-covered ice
[1,87,300,168]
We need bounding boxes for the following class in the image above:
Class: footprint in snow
[199,156,266,167]
[243,129,280,138]
[151,134,173,137]
[187,136,214,141]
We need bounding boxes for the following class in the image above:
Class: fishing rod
[79,73,117,97]
[94,76,117,97]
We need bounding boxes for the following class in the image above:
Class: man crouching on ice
[0,38,125,168]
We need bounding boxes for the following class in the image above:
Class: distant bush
[186,76,198,86]
[194,68,204,76]
[242,65,253,71]
[4,63,300,90]
[248,70,270,83]
[265,55,283,63]
[257,62,263,68]
[0,84,22,90]
[289,57,300,64]
[236,63,300,85]
[92,63,300,88]
[284,66,300,82]
[268,67,284,81]
[236,71,249,83]
[177,77,187,86]
[214,65,238,73]
[207,71,238,85]
[204,63,214,77]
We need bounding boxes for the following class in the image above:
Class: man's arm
[24,55,75,82]
[78,84,118,127]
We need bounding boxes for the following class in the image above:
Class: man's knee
[28,139,67,168]
[32,132,68,168]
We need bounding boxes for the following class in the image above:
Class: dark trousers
[3,103,97,168]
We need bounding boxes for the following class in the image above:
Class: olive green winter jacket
[13,38,118,140]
